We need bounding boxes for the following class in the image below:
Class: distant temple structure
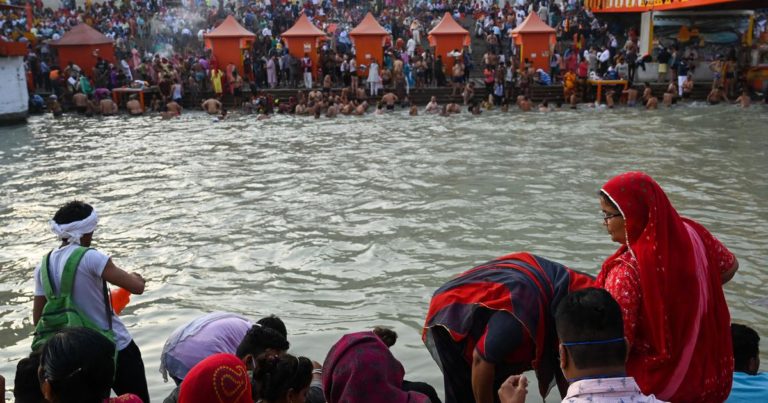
[586,0,766,87]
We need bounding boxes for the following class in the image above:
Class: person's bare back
[381,92,398,107]
[167,101,183,116]
[623,88,638,106]
[354,101,369,115]
[99,99,118,115]
[126,98,143,115]
[73,93,88,107]
[202,98,222,114]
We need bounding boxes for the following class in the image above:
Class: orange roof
[428,12,469,36]
[205,15,255,38]
[511,12,556,34]
[52,23,112,46]
[0,39,27,57]
[350,13,389,36]
[281,14,327,38]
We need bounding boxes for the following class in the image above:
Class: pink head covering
[322,331,429,403]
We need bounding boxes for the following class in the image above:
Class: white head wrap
[49,209,99,244]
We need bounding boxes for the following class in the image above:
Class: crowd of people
[4,0,766,118]
[6,171,765,403]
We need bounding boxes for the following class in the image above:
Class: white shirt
[367,62,381,83]
[598,49,611,63]
[564,377,666,402]
[407,38,416,52]
[34,245,132,350]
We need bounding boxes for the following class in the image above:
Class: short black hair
[555,288,626,369]
[257,315,287,338]
[732,323,760,373]
[52,200,93,225]
[236,325,289,359]
[14,350,44,403]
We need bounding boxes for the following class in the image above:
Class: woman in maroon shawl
[422,252,594,403]
[323,331,430,403]
[597,171,738,402]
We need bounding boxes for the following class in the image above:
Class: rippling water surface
[1,104,767,401]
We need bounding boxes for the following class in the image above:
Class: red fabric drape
[598,172,732,402]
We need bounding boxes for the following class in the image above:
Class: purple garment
[110,70,118,88]
[159,312,252,382]
[322,331,429,403]
[94,87,111,101]
[198,58,210,71]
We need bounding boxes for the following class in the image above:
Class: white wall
[0,57,29,120]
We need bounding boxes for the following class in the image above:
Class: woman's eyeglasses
[601,212,622,223]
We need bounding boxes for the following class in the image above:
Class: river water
[1,104,767,401]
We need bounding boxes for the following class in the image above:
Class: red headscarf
[179,353,253,403]
[598,172,732,402]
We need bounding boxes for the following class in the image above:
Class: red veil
[599,172,732,402]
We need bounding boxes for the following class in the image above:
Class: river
[1,104,766,401]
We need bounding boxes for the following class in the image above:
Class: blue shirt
[726,372,768,403]
[538,71,551,86]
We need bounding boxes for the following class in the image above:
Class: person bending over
[499,288,665,403]
[423,252,594,403]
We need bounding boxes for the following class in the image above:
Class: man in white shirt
[598,47,611,77]
[407,37,416,57]
[499,288,665,403]
[33,201,148,402]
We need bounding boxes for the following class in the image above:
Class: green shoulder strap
[41,246,90,299]
[40,252,54,299]
[59,246,90,298]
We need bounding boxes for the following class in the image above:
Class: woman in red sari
[597,171,739,402]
